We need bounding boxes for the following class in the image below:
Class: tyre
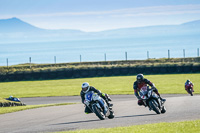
[108,110,115,119]
[92,104,105,120]
[161,106,166,114]
[188,89,193,96]
[149,100,160,114]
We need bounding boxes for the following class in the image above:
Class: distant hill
[98,20,200,38]
[0,17,200,43]
[0,17,42,32]
[0,17,85,43]
[0,17,83,33]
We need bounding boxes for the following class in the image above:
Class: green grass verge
[0,103,75,114]
[0,97,9,102]
[54,120,200,133]
[0,73,199,98]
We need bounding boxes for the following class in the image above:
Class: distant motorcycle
[6,96,21,102]
[185,84,194,96]
[84,91,114,120]
[140,86,166,114]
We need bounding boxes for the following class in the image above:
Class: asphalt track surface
[0,94,200,133]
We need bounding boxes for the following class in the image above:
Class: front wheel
[92,104,105,120]
[149,100,160,114]
[189,89,193,96]
[108,110,115,119]
[161,106,166,114]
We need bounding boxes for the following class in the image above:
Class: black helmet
[186,79,190,83]
[137,74,144,82]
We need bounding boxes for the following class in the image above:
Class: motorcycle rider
[80,82,113,114]
[6,96,21,102]
[133,74,166,106]
[185,79,194,93]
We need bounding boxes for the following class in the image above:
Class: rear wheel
[92,104,105,120]
[149,100,160,114]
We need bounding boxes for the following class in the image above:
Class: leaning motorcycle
[140,86,166,114]
[185,84,194,96]
[84,91,114,120]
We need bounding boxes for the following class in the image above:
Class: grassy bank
[54,120,200,133]
[0,103,74,114]
[0,73,199,98]
[0,97,9,102]
[0,57,199,75]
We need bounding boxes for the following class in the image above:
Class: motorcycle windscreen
[85,91,93,101]
[139,85,148,96]
[92,94,105,108]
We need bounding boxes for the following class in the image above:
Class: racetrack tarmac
[0,94,200,133]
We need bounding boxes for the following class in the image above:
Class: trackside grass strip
[0,103,75,114]
[54,120,200,133]
[0,73,199,98]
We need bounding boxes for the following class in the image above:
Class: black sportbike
[140,86,166,114]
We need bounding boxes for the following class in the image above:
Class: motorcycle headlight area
[148,91,152,97]
[141,95,147,99]
[92,93,100,101]
[152,93,158,98]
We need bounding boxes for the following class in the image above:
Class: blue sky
[1,0,200,31]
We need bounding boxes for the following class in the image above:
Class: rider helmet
[136,74,144,83]
[81,82,90,93]
[186,79,190,84]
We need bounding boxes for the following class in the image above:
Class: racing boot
[102,93,113,107]
[105,94,112,101]
[160,97,166,103]
[105,99,113,107]
[107,102,113,107]
[154,91,166,102]
[106,94,113,107]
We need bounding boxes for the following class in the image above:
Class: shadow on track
[115,113,157,119]
[51,114,156,126]
[51,119,100,125]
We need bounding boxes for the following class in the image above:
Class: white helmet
[82,82,90,93]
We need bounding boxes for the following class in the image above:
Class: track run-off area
[0,94,200,133]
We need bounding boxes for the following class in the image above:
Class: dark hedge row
[0,65,200,82]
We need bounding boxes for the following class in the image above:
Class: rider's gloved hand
[84,100,89,106]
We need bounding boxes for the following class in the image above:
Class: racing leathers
[133,78,163,106]
[185,81,194,93]
[80,86,112,114]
